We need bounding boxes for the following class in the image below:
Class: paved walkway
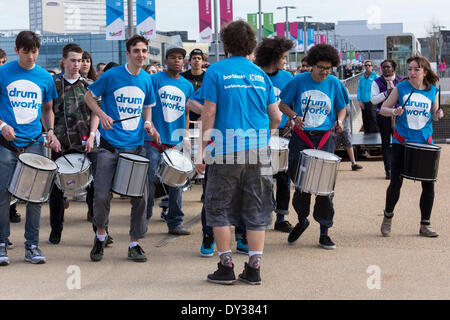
[2,145,450,300]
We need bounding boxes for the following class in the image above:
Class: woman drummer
[379,55,444,237]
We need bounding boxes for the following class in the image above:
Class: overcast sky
[0,0,448,40]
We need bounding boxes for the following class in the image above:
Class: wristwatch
[292,114,298,121]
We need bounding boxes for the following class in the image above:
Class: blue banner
[298,28,304,52]
[106,0,125,40]
[136,0,156,39]
[307,28,315,50]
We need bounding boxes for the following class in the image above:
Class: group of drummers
[0,22,445,286]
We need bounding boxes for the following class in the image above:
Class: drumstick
[159,143,175,167]
[61,153,75,168]
[80,151,88,173]
[399,88,415,110]
[113,115,141,123]
[302,96,312,122]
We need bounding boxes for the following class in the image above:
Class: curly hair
[306,44,340,67]
[254,36,294,68]
[220,20,257,57]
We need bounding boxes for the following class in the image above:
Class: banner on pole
[276,23,285,38]
[263,13,274,38]
[298,28,304,52]
[199,0,212,43]
[136,0,156,39]
[307,28,315,50]
[220,0,233,27]
[247,13,258,33]
[289,22,298,51]
[106,0,125,40]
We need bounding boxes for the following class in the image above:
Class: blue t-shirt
[394,81,438,144]
[145,71,194,145]
[269,70,293,129]
[280,73,349,131]
[200,56,277,155]
[88,65,156,149]
[0,61,58,147]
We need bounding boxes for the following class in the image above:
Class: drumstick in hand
[400,88,415,110]
[113,115,141,123]
[302,96,312,122]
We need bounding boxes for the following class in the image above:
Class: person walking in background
[357,60,379,134]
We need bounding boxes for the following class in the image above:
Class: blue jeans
[144,143,184,229]
[0,144,46,246]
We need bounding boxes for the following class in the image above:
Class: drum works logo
[7,80,42,124]
[273,87,281,103]
[301,90,331,128]
[404,93,431,130]
[114,86,145,131]
[158,86,186,123]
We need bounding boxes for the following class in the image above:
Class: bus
[384,33,421,77]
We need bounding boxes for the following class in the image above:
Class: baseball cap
[189,48,204,58]
[165,45,187,58]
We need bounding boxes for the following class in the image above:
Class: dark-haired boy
[279,44,348,250]
[84,34,156,262]
[0,31,60,266]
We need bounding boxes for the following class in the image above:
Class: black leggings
[385,143,435,223]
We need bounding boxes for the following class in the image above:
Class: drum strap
[393,129,433,145]
[146,141,175,152]
[295,128,331,150]
[0,133,42,154]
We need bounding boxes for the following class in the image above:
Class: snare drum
[295,149,341,196]
[55,153,92,196]
[401,142,441,182]
[42,133,51,159]
[112,153,150,198]
[269,136,289,174]
[8,153,57,203]
[157,149,194,188]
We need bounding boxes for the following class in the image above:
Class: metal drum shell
[269,137,290,175]
[112,153,150,198]
[401,143,441,182]
[8,153,57,203]
[157,150,194,188]
[55,154,93,197]
[295,149,341,196]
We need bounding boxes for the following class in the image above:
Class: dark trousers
[377,114,392,173]
[288,132,336,230]
[362,102,379,133]
[385,143,434,222]
[49,151,97,232]
[273,170,290,215]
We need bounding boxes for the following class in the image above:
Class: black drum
[401,142,441,182]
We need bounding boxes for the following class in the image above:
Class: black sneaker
[9,206,21,223]
[274,221,294,233]
[288,219,310,243]
[238,262,261,285]
[49,229,62,245]
[207,262,236,285]
[105,234,114,247]
[319,235,336,250]
[90,236,107,262]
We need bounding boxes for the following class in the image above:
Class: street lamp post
[258,0,263,43]
[277,6,296,66]
[297,15,312,55]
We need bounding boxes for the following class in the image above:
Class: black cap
[189,48,204,58]
[165,45,187,58]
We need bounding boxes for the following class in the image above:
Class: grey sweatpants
[93,147,148,239]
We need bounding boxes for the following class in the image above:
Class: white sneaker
[0,244,9,266]
[25,245,46,264]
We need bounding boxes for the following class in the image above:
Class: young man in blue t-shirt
[279,44,348,250]
[0,31,60,266]
[84,34,156,263]
[144,46,194,235]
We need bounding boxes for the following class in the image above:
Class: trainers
[128,244,147,262]
[419,225,439,238]
[236,238,248,255]
[319,235,336,250]
[90,236,107,262]
[200,235,215,257]
[351,163,363,171]
[0,244,9,266]
[7,240,14,250]
[49,229,62,244]
[238,262,262,285]
[160,208,168,222]
[105,234,114,247]
[381,215,393,237]
[168,225,191,235]
[24,245,46,264]
[207,262,236,285]
[9,207,21,223]
[274,220,293,233]
[288,219,310,243]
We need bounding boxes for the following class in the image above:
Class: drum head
[19,153,57,171]
[405,142,441,150]
[119,153,150,163]
[55,153,91,174]
[163,149,194,172]
[302,149,341,161]
[269,136,289,150]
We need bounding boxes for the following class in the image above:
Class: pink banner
[220,0,233,27]
[198,0,212,42]
[276,23,285,37]
[320,33,327,44]
[289,22,298,40]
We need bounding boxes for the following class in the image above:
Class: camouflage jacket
[53,76,98,152]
